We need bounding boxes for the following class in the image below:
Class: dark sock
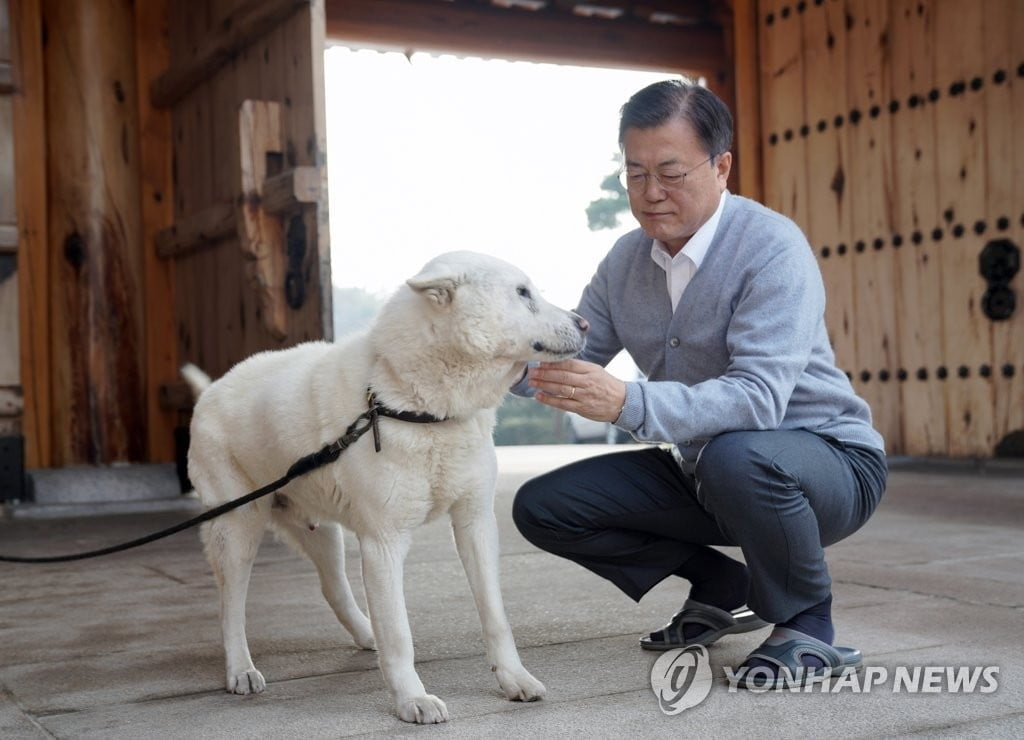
[672,548,750,640]
[747,594,834,673]
[780,593,834,646]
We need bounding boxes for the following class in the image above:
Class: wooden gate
[9,0,331,471]
[155,0,331,391]
[757,0,1022,457]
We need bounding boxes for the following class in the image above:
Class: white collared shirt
[650,190,729,310]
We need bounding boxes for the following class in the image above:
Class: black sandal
[640,599,768,651]
[734,627,862,689]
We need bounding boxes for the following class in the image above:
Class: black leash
[0,391,445,564]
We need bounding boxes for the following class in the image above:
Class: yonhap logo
[648,651,998,715]
[650,645,713,714]
[723,664,1000,694]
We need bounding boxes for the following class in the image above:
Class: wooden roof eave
[324,0,726,75]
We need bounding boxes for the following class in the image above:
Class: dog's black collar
[364,388,447,453]
[368,389,447,425]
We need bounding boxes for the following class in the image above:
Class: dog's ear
[407,271,459,307]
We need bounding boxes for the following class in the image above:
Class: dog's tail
[180,363,213,399]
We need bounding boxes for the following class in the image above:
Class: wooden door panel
[757,0,1022,457]
[160,0,330,381]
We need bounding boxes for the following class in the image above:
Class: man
[512,79,887,688]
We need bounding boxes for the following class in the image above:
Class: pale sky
[324,47,674,310]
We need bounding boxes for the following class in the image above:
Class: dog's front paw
[495,665,546,702]
[227,668,266,695]
[396,694,449,724]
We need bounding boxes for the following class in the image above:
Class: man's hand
[529,359,627,423]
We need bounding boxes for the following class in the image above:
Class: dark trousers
[512,430,887,623]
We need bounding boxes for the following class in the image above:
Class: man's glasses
[619,154,716,192]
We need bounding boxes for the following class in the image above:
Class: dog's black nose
[573,313,590,333]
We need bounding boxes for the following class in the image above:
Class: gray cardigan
[575,193,884,456]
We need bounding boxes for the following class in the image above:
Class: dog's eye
[516,286,532,299]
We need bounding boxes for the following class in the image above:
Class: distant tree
[586,154,629,231]
[332,285,385,340]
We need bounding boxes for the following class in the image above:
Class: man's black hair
[619,79,733,158]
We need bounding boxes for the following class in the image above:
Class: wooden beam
[135,0,177,463]
[620,1,715,24]
[150,0,312,109]
[156,171,322,264]
[262,166,320,215]
[325,0,726,74]
[552,0,714,23]
[10,0,51,467]
[155,200,236,259]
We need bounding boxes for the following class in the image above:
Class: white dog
[182,251,588,723]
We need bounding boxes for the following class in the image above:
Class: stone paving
[1,446,1022,738]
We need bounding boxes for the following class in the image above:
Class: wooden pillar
[12,0,50,468]
[134,0,177,463]
[43,0,145,464]
[729,0,763,201]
